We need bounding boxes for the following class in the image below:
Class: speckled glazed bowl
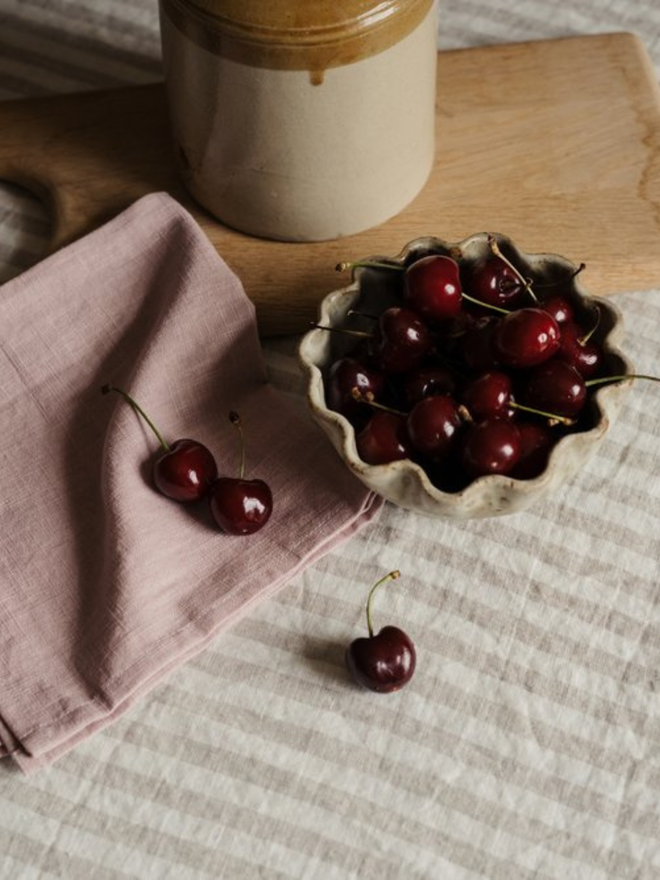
[298,233,632,518]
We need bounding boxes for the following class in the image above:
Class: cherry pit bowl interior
[297,233,632,519]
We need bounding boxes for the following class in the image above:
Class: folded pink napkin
[0,193,381,773]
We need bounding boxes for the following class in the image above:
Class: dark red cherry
[463,257,527,309]
[557,322,603,379]
[406,395,462,458]
[403,366,457,406]
[462,419,521,477]
[346,571,416,693]
[347,626,416,693]
[523,359,587,419]
[511,421,554,479]
[208,477,273,535]
[540,294,574,325]
[326,358,385,419]
[369,307,431,374]
[356,411,412,465]
[404,254,462,321]
[208,412,273,535]
[153,439,218,502]
[462,371,513,420]
[494,308,561,369]
[102,385,217,502]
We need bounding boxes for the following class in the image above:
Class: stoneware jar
[159,0,438,241]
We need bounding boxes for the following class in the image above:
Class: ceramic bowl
[298,233,632,518]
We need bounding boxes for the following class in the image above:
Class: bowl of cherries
[298,232,635,518]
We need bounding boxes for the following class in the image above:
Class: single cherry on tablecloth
[208,411,273,535]
[102,385,218,502]
[346,570,416,693]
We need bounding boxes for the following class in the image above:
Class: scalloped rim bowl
[298,233,633,518]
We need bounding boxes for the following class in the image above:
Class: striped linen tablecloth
[2,2,660,877]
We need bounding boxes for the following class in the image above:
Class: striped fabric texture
[1,2,660,877]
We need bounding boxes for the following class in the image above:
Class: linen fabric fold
[0,193,381,772]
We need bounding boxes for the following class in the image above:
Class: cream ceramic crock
[159,0,438,241]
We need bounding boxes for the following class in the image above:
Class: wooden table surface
[1,32,659,336]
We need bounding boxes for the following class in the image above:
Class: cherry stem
[365,570,401,638]
[101,384,170,451]
[229,411,246,479]
[461,292,511,315]
[534,263,586,288]
[311,322,372,339]
[488,235,538,303]
[336,260,403,273]
[578,304,600,345]
[586,373,660,388]
[351,387,406,417]
[509,400,575,426]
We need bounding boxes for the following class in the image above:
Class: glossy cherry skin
[407,395,462,458]
[511,421,554,479]
[326,357,385,420]
[356,412,412,465]
[404,254,462,322]
[523,359,587,419]
[462,419,521,478]
[346,625,416,693]
[369,307,431,374]
[153,439,218,502]
[462,371,513,421]
[463,257,527,309]
[557,322,603,379]
[494,308,561,369]
[208,477,273,535]
[540,294,574,325]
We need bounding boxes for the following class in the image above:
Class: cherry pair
[102,386,272,535]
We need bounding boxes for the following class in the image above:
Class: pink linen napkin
[0,193,382,773]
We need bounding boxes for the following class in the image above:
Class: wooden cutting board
[1,32,660,336]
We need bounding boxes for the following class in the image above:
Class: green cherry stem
[509,400,574,426]
[533,262,586,289]
[365,570,401,638]
[336,260,403,273]
[351,388,406,416]
[488,235,538,303]
[461,292,512,315]
[101,384,170,451]
[585,373,660,389]
[578,304,600,345]
[229,411,246,479]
